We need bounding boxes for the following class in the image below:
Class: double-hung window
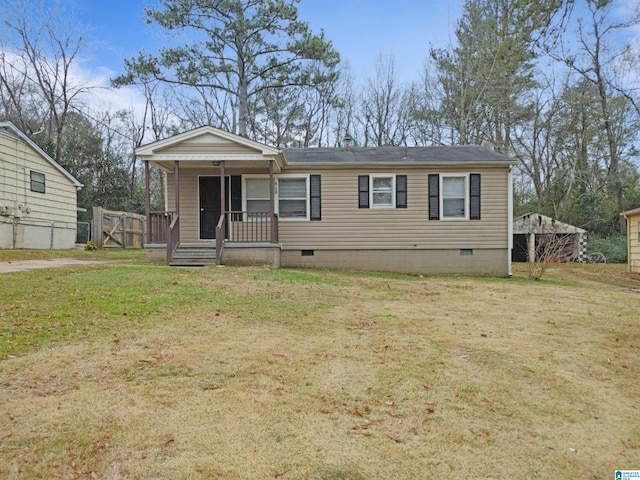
[371,175,395,208]
[30,171,46,193]
[429,173,480,221]
[245,178,271,218]
[243,175,320,221]
[441,175,467,219]
[358,174,407,209]
[278,177,308,219]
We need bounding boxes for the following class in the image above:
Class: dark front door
[199,176,229,239]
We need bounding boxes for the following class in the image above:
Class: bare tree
[409,62,451,146]
[0,0,94,160]
[525,223,576,280]
[545,0,640,230]
[358,54,412,146]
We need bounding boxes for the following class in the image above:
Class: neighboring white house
[0,122,82,249]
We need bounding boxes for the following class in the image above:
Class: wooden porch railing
[226,211,278,243]
[149,210,277,265]
[148,212,175,243]
[215,214,226,261]
[166,214,180,264]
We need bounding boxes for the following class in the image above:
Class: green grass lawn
[1,256,639,479]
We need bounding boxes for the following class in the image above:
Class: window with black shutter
[231,175,242,221]
[470,174,481,220]
[358,175,369,208]
[310,175,321,220]
[396,175,407,208]
[428,174,439,220]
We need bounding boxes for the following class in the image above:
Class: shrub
[525,232,574,280]
[84,240,98,251]
[587,233,627,263]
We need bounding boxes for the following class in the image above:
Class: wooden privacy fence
[92,207,146,248]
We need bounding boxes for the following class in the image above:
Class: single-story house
[512,213,587,262]
[621,207,640,273]
[137,126,517,276]
[0,122,82,249]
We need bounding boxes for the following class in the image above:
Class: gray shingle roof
[282,145,516,165]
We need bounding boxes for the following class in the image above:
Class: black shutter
[396,175,407,208]
[310,175,321,220]
[230,175,242,221]
[428,174,439,220]
[358,175,369,208]
[470,174,481,220]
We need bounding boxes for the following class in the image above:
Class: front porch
[146,211,281,267]
[136,126,286,267]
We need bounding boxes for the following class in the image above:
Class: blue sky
[67,0,463,84]
[49,0,639,116]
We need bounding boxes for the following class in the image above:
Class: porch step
[170,246,217,266]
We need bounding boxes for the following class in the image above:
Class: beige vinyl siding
[627,214,640,272]
[278,166,509,250]
[156,135,262,156]
[1,130,78,249]
[167,165,510,248]
[167,167,268,243]
[0,132,77,225]
[166,168,201,243]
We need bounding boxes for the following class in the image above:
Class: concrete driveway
[0,258,107,273]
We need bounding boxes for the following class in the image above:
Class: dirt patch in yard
[0,258,109,273]
[516,261,640,293]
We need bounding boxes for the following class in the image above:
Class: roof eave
[621,207,640,217]
[135,125,282,157]
[285,160,517,168]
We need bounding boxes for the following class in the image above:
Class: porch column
[144,160,150,243]
[269,160,275,242]
[220,161,226,218]
[174,160,180,216]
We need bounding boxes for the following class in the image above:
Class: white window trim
[370,173,396,209]
[440,173,470,221]
[277,174,310,221]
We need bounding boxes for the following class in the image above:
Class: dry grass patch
[1,264,639,478]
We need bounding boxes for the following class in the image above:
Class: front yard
[1,254,638,478]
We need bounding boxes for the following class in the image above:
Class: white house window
[279,177,308,219]
[441,175,467,219]
[245,178,270,214]
[30,171,45,193]
[371,175,395,208]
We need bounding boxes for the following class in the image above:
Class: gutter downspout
[12,217,18,249]
[624,213,631,273]
[145,160,150,245]
[507,166,513,277]
[269,160,275,242]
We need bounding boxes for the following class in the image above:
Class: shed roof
[282,145,516,166]
[513,213,586,234]
[621,207,640,217]
[0,121,83,189]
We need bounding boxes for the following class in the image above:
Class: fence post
[122,213,128,248]
[92,207,103,248]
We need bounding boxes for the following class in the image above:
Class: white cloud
[71,61,149,118]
